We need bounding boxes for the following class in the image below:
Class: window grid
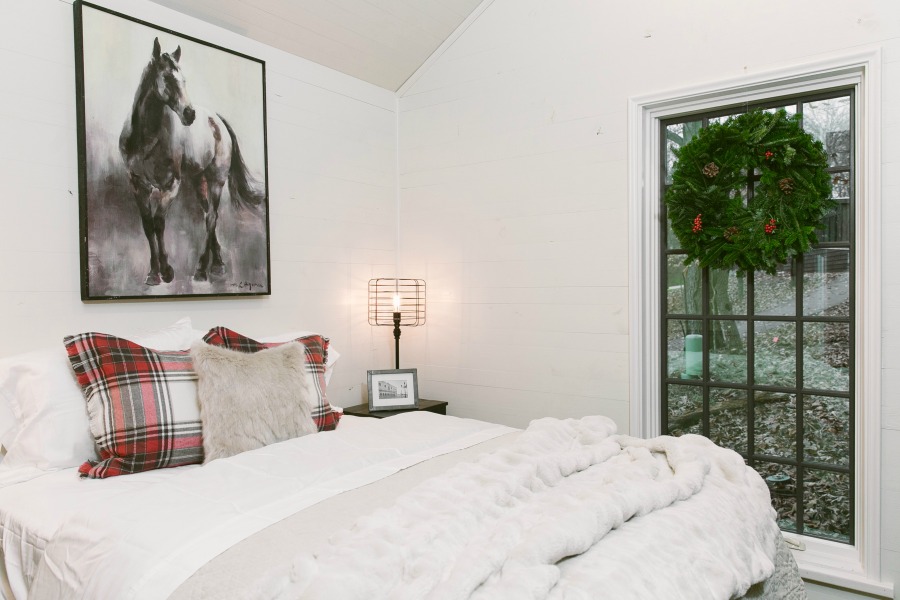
[659,90,855,543]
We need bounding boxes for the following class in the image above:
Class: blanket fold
[265,416,780,600]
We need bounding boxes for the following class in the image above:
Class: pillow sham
[202,327,340,431]
[259,330,341,386]
[64,332,202,479]
[0,346,98,473]
[189,329,340,385]
[0,317,196,476]
[190,342,317,462]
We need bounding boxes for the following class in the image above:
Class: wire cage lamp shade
[368,278,425,369]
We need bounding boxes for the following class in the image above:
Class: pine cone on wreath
[778,178,795,194]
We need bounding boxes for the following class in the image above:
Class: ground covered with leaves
[666,272,851,542]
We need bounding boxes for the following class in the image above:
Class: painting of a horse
[74,1,269,300]
[121,38,265,286]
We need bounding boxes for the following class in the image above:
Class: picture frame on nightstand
[367,369,419,411]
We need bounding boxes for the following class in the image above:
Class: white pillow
[0,317,196,477]
[259,330,340,385]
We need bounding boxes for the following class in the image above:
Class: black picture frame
[74,1,270,300]
[367,369,419,411]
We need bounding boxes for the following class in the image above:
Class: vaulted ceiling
[149,0,486,91]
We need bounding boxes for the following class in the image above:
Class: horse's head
[149,37,195,126]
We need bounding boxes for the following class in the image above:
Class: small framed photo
[367,369,419,411]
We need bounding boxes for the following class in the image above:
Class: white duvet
[258,416,781,600]
[20,414,780,600]
[7,414,514,600]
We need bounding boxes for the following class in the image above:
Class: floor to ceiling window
[660,90,854,543]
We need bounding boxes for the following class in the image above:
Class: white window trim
[626,48,891,597]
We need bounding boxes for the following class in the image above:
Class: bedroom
[0,0,897,598]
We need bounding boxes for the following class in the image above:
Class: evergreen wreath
[665,109,834,275]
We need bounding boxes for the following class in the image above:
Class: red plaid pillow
[202,327,340,431]
[64,333,203,479]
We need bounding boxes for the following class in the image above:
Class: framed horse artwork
[73,1,270,300]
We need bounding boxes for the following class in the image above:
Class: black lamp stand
[392,310,402,369]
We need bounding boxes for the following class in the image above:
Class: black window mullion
[660,122,670,434]
[701,267,710,436]
[795,255,806,536]
[747,271,756,463]
[847,87,857,545]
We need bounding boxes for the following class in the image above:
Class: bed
[0,319,807,600]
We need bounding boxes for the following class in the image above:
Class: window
[660,92,854,543]
[628,49,887,594]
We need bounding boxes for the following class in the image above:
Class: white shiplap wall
[398,0,900,597]
[0,0,398,408]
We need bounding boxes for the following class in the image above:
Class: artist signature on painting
[229,281,267,292]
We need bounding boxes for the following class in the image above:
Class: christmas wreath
[665,109,834,274]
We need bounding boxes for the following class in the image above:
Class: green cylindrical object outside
[684,334,702,377]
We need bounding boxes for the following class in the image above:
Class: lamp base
[393,311,401,369]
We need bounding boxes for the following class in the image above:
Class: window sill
[788,535,894,598]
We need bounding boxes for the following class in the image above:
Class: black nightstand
[342,399,448,419]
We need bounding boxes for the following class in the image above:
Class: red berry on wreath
[765,150,774,160]
[692,213,703,233]
[764,218,777,234]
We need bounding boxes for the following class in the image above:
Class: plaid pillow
[202,327,340,431]
[64,333,203,479]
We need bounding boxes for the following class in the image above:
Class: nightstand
[342,399,448,419]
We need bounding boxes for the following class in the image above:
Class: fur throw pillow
[190,341,318,463]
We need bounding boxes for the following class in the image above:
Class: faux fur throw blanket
[257,416,781,600]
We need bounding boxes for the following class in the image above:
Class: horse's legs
[149,180,180,285]
[129,177,163,286]
[207,183,226,277]
[139,209,162,286]
[152,210,175,284]
[130,172,179,286]
[193,174,226,281]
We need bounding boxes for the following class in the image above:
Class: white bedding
[258,415,780,600]
[1,413,515,600]
[3,413,785,600]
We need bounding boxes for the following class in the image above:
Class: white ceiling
[148,0,486,91]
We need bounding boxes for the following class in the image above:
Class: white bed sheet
[0,413,515,600]
[0,462,204,599]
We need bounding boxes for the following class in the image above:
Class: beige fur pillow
[190,341,318,463]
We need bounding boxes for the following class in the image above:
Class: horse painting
[119,37,265,286]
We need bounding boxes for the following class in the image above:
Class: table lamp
[368,278,426,369]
